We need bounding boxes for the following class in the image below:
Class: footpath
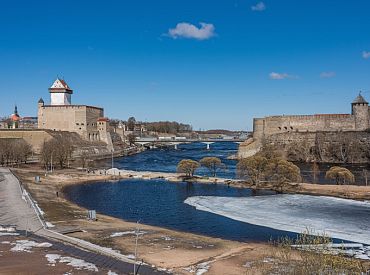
[0,167,166,274]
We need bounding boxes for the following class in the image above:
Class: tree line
[0,138,33,166]
[177,149,356,189]
[177,157,226,178]
[40,136,74,170]
[144,121,193,134]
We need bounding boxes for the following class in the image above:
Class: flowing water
[64,143,370,244]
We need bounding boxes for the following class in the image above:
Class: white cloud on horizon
[251,2,266,11]
[363,51,370,59]
[269,72,297,80]
[167,22,215,40]
[320,71,336,78]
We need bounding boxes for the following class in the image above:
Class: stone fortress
[37,78,112,147]
[239,93,370,158]
[0,78,114,152]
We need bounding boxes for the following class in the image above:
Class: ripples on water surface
[68,142,370,242]
[65,179,296,242]
[99,142,369,184]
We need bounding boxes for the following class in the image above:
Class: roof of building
[41,104,103,110]
[10,114,20,122]
[97,117,109,122]
[38,98,44,104]
[49,78,73,93]
[352,93,368,104]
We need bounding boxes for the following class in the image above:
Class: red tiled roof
[97,117,109,122]
[10,114,20,121]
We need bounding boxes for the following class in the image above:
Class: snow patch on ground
[196,262,211,275]
[34,201,45,216]
[46,222,55,228]
[108,271,118,275]
[185,195,370,245]
[45,254,98,272]
[110,230,147,238]
[0,232,19,236]
[0,226,16,232]
[10,240,52,252]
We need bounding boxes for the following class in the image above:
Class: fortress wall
[85,107,104,139]
[253,114,356,138]
[39,105,78,132]
[0,130,53,153]
[38,105,104,141]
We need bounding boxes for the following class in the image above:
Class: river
[64,143,370,245]
[97,142,369,185]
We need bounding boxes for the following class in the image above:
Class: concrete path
[0,167,167,274]
[0,168,42,233]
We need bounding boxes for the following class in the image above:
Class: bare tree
[312,161,320,184]
[0,139,33,166]
[325,166,355,185]
[237,156,269,187]
[40,136,74,170]
[265,158,301,192]
[200,157,225,177]
[127,134,137,146]
[177,159,200,177]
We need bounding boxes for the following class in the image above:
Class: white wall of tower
[50,93,71,105]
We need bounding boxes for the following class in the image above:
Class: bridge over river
[135,137,246,150]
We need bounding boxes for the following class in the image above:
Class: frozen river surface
[185,194,370,245]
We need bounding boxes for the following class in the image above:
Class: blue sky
[1,0,370,130]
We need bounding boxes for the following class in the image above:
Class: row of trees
[177,157,226,177]
[145,121,193,134]
[40,136,74,170]
[237,153,301,191]
[0,139,33,166]
[176,148,356,189]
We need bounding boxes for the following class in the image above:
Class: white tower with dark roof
[49,78,73,105]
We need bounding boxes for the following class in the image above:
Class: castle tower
[351,93,369,130]
[49,78,73,105]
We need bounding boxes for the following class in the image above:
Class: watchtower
[351,93,369,130]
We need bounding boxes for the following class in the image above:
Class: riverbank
[97,167,370,201]
[12,167,273,274]
[11,167,370,274]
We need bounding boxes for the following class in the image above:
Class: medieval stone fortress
[37,78,112,146]
[0,79,118,153]
[239,94,370,163]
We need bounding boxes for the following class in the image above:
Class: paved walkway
[0,168,42,232]
[0,167,166,274]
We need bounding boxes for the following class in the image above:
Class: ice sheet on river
[184,195,370,245]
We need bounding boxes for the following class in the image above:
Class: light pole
[50,153,53,173]
[111,149,114,169]
[134,221,140,275]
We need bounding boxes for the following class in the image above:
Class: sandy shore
[11,166,370,274]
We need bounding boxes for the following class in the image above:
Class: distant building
[10,105,20,129]
[37,78,112,146]
[20,117,38,129]
[252,93,370,140]
[239,93,370,158]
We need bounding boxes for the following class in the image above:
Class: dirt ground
[11,166,370,274]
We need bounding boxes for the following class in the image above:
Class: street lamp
[111,149,114,169]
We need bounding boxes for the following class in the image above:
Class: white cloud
[167,22,215,40]
[362,51,370,59]
[320,71,336,78]
[251,2,266,11]
[269,72,297,80]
